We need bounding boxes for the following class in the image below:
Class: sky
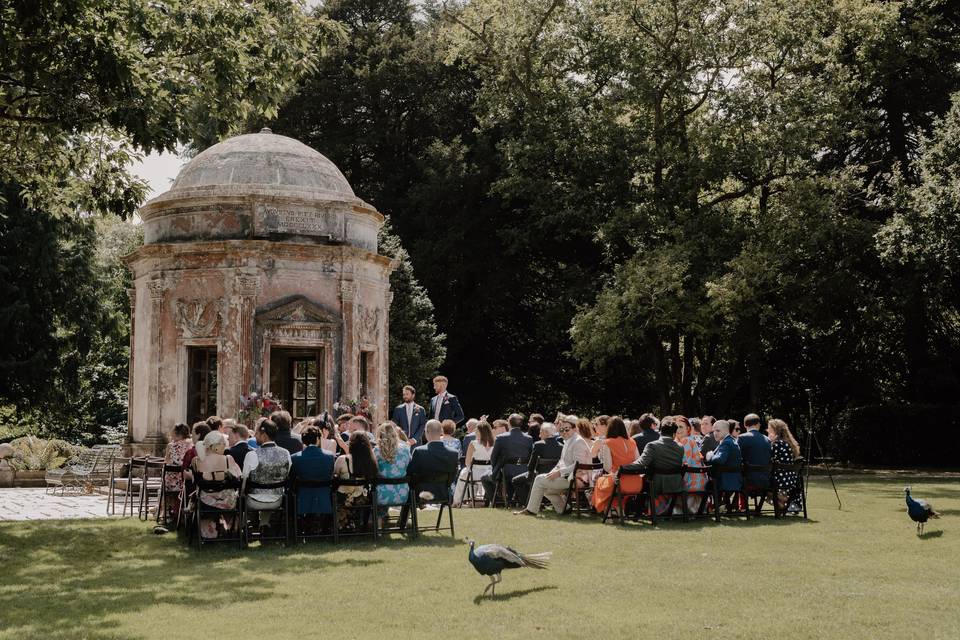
[132,150,185,201]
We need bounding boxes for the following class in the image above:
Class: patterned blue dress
[374,444,411,506]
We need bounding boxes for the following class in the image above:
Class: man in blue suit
[429,375,465,427]
[737,413,772,491]
[391,385,427,445]
[401,420,459,528]
[481,413,533,506]
[290,426,336,534]
[706,420,743,492]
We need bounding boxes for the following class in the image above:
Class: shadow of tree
[473,584,557,605]
[0,520,461,639]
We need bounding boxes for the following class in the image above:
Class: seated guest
[576,418,594,444]
[334,431,378,531]
[699,415,717,457]
[510,422,563,507]
[454,421,496,506]
[689,417,702,444]
[407,420,459,501]
[590,415,609,459]
[192,430,241,539]
[625,417,683,515]
[738,413,771,492]
[514,416,592,516]
[632,413,660,453]
[226,423,252,468]
[163,422,192,493]
[527,413,545,442]
[491,419,508,437]
[290,426,336,533]
[460,418,479,467]
[181,421,211,473]
[481,414,533,506]
[318,420,340,454]
[705,419,743,493]
[591,416,640,513]
[247,419,261,449]
[336,413,353,440]
[271,410,303,455]
[206,415,226,447]
[374,421,412,509]
[441,419,461,454]
[675,416,707,512]
[241,419,292,530]
[768,418,803,512]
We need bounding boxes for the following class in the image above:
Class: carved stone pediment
[256,296,341,328]
[174,298,223,338]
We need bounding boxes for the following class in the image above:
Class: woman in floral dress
[374,422,411,510]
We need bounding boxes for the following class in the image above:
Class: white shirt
[405,401,415,426]
[433,393,446,419]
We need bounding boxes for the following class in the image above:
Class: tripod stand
[804,389,842,510]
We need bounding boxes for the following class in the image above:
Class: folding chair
[680,465,712,520]
[709,465,749,522]
[333,478,378,541]
[121,457,149,517]
[45,448,101,495]
[564,462,604,517]
[106,456,133,515]
[462,458,490,508]
[156,464,183,527]
[489,457,528,508]
[410,471,456,538]
[191,476,243,550]
[602,467,647,524]
[241,479,293,546]
[771,458,808,519]
[646,465,685,525]
[138,457,164,521]
[742,463,775,517]
[292,477,338,543]
[374,476,417,538]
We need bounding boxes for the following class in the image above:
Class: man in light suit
[737,413,771,491]
[429,375,465,427]
[511,422,563,505]
[514,416,592,516]
[391,385,427,445]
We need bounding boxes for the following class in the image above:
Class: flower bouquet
[238,392,283,427]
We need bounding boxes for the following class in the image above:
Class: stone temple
[124,129,393,453]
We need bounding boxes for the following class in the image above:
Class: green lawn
[0,477,957,640]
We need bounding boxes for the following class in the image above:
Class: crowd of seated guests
[162,403,804,540]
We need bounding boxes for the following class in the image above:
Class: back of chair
[469,458,491,469]
[70,448,101,473]
[196,476,239,494]
[572,461,604,488]
[243,478,288,494]
[535,457,559,474]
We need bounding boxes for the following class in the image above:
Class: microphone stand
[804,388,841,510]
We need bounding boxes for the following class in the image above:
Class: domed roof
[168,128,355,198]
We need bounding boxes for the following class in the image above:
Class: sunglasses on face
[559,427,572,433]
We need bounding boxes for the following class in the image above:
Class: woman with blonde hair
[191,430,241,538]
[374,421,411,509]
[768,418,803,512]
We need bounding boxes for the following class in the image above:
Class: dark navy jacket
[706,435,743,491]
[490,428,533,478]
[408,441,459,501]
[737,429,772,489]
[290,445,336,515]
[391,402,427,444]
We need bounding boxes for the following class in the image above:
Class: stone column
[144,275,168,451]
[236,269,261,401]
[381,290,393,421]
[125,288,137,443]
[340,280,357,404]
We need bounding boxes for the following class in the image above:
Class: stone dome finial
[259,127,273,134]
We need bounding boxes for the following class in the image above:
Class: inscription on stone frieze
[254,204,344,240]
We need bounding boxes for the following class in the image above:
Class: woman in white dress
[453,421,495,507]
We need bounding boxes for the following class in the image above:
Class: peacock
[905,486,940,535]
[466,539,552,596]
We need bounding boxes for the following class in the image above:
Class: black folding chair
[771,458,808,519]
[709,465,749,522]
[602,466,647,524]
[191,476,243,550]
[292,477,338,543]
[241,479,292,546]
[138,457,165,521]
[680,465,713,520]
[334,478,379,541]
[489,458,529,508]
[374,476,417,537]
[156,464,183,527]
[743,463,775,517]
[564,462,604,517]
[410,471,456,538]
[517,457,559,510]
[646,465,685,525]
[462,458,490,508]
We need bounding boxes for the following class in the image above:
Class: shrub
[834,403,960,467]
[7,436,78,471]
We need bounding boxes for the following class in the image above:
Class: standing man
[429,375,465,427]
[392,385,427,446]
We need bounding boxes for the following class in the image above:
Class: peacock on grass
[467,539,551,597]
[905,486,940,535]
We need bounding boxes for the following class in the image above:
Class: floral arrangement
[238,392,282,426]
[333,398,358,417]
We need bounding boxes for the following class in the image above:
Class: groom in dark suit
[391,385,427,445]
[429,375,465,427]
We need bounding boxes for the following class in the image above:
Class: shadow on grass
[918,530,944,540]
[540,511,818,530]
[473,584,557,605]
[0,520,463,640]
